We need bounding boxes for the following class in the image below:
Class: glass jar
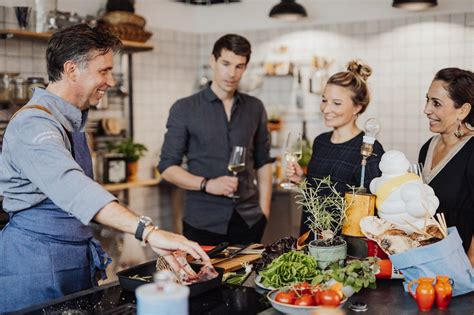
[0,72,19,105]
[26,77,46,99]
[13,77,28,105]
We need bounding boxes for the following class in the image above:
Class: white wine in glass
[228,146,246,198]
[281,132,302,190]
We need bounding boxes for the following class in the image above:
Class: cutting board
[212,254,261,272]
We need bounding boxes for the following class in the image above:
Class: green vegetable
[258,251,319,288]
[310,257,378,293]
[223,262,253,286]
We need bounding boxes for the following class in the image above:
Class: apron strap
[88,238,112,282]
[10,104,53,120]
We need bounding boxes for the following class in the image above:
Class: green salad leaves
[258,251,378,293]
[259,251,320,288]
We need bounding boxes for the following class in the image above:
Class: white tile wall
[200,12,473,162]
[0,8,473,232]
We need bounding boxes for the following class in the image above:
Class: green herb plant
[311,257,379,293]
[107,138,148,162]
[296,176,354,246]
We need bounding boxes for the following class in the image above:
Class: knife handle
[207,242,229,258]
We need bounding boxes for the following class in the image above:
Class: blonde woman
[286,60,385,236]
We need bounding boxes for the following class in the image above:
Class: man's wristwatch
[134,215,153,241]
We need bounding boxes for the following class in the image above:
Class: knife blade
[211,244,254,265]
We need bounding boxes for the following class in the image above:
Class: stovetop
[17,282,270,315]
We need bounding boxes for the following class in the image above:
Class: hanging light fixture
[392,0,437,11]
[269,0,307,21]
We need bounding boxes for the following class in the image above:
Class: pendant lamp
[392,0,437,11]
[269,0,307,21]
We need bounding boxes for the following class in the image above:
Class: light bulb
[364,118,381,138]
[363,118,381,144]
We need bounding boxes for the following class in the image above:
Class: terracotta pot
[127,161,138,182]
[435,275,453,310]
[408,277,435,312]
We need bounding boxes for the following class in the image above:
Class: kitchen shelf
[0,29,154,53]
[102,177,161,192]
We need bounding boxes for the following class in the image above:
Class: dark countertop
[14,272,474,315]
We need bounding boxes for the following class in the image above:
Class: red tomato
[275,291,296,305]
[319,289,341,307]
[293,282,312,295]
[294,294,315,306]
[312,287,322,305]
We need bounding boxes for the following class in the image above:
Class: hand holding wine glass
[227,146,246,198]
[281,132,302,189]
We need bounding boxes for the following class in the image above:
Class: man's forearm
[257,163,273,218]
[93,201,139,234]
[161,165,203,191]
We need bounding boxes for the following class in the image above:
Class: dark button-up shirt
[158,84,271,234]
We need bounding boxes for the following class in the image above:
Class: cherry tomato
[311,286,322,305]
[293,282,312,295]
[275,291,296,305]
[294,294,315,306]
[319,289,341,307]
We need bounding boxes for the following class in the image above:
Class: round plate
[267,289,347,315]
[254,275,275,291]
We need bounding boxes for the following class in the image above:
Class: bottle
[299,120,312,170]
[295,68,304,110]
[136,271,190,315]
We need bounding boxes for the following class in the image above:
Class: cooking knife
[206,242,229,259]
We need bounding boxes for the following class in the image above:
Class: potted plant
[296,176,354,269]
[107,138,148,182]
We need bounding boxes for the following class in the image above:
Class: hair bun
[347,60,372,81]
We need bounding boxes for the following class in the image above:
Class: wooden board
[212,254,261,272]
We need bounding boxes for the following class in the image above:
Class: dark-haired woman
[419,67,474,265]
[286,60,385,236]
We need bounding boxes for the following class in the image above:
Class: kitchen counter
[15,272,474,314]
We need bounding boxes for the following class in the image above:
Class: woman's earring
[454,120,465,138]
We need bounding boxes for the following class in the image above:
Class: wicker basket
[100,23,152,42]
[102,11,146,28]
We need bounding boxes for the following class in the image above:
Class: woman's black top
[300,131,384,235]
[419,136,474,252]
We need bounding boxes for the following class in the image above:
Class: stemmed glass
[409,162,425,183]
[280,132,302,190]
[227,146,246,198]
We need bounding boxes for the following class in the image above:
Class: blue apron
[0,128,111,313]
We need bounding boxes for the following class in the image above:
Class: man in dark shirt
[158,34,273,245]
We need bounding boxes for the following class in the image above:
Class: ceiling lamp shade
[269,0,307,21]
[392,0,437,11]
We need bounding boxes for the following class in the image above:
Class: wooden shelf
[0,29,154,53]
[103,177,161,192]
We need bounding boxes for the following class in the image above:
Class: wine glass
[409,162,425,183]
[227,146,246,198]
[280,132,302,190]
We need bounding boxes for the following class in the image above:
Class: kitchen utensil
[206,242,229,259]
[117,260,224,297]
